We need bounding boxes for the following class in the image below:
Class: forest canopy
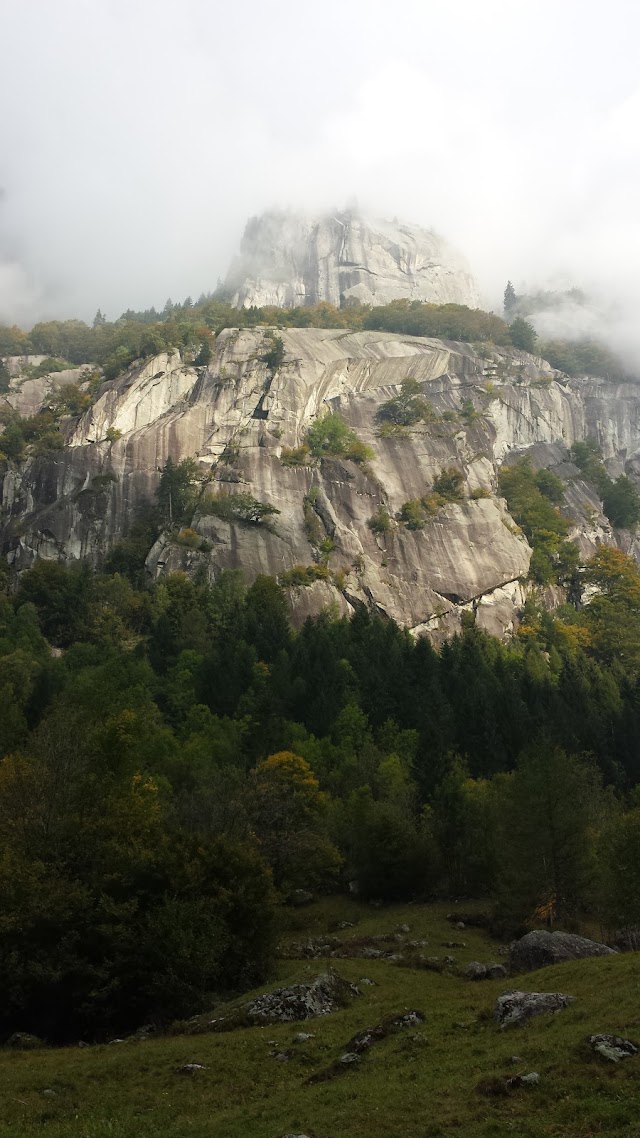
[1,544,640,1040]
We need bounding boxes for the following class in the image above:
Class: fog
[2,0,640,353]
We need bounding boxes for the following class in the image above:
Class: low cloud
[1,0,640,366]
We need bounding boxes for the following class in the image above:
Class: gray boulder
[486,963,509,980]
[465,962,487,981]
[612,927,640,952]
[589,1034,639,1062]
[510,930,615,974]
[495,989,576,1028]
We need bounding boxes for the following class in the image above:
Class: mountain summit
[225,209,479,310]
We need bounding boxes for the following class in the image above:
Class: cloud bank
[1,0,640,359]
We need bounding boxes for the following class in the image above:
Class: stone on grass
[465,961,487,981]
[176,1063,207,1074]
[486,963,508,980]
[510,930,614,974]
[5,1032,44,1050]
[495,989,575,1028]
[589,1034,639,1062]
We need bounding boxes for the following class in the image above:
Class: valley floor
[1,898,639,1138]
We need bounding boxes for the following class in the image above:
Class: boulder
[465,962,487,981]
[510,930,614,973]
[589,1034,639,1062]
[486,963,508,980]
[611,927,640,953]
[229,972,359,1029]
[495,989,576,1028]
[287,889,314,907]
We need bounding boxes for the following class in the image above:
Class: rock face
[3,328,640,638]
[495,990,576,1029]
[510,931,615,974]
[225,210,479,309]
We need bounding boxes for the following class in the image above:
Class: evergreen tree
[509,315,537,353]
[503,280,517,318]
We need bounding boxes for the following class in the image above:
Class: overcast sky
[2,0,640,330]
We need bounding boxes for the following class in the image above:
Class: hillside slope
[0,898,637,1138]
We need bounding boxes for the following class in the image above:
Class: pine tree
[503,280,517,318]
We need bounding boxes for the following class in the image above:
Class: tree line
[1,293,631,385]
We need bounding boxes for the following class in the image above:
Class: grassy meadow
[0,898,638,1138]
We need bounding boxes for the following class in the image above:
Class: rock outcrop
[3,328,640,638]
[210,972,359,1031]
[510,931,615,974]
[225,209,479,309]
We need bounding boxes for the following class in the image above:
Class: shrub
[306,413,374,465]
[280,444,311,467]
[367,507,392,534]
[459,398,480,425]
[377,422,409,438]
[376,380,435,427]
[279,564,332,587]
[261,335,285,371]
[201,492,280,527]
[432,467,464,502]
[173,527,203,549]
[470,486,492,500]
[398,499,427,530]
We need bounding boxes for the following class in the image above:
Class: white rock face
[3,329,640,639]
[225,210,479,310]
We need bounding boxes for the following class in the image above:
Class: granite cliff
[225,210,479,310]
[3,329,639,639]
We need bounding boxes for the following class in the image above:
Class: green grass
[1,898,639,1138]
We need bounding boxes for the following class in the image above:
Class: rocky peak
[225,209,479,310]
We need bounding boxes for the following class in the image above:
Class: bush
[432,467,464,502]
[261,335,285,371]
[398,499,427,530]
[280,444,311,467]
[459,398,479,425]
[367,507,392,534]
[279,564,332,587]
[173,527,203,549]
[376,380,435,427]
[201,491,280,527]
[306,413,374,465]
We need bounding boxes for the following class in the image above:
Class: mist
[2,0,640,361]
